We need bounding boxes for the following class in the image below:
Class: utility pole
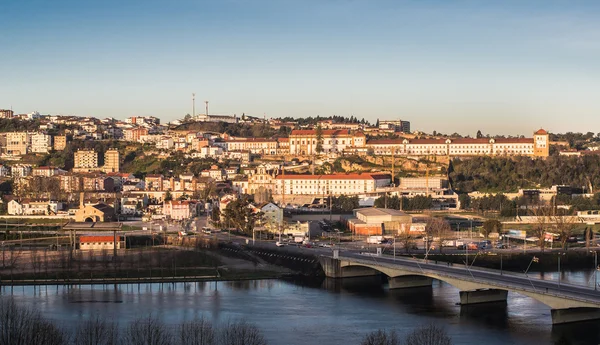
[281,161,285,208]
[391,148,395,187]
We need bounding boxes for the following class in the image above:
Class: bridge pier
[551,307,600,325]
[459,289,508,305]
[388,275,433,289]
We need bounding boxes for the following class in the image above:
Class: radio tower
[192,93,196,118]
[205,101,209,118]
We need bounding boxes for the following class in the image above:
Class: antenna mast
[192,93,196,118]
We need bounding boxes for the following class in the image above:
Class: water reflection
[1,272,600,345]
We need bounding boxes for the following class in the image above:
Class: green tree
[164,191,173,201]
[315,124,324,154]
[222,196,264,236]
[210,207,221,227]
[481,219,502,238]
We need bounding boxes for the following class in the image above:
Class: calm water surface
[2,270,600,345]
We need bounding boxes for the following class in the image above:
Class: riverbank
[0,244,306,286]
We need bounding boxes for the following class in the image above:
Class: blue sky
[1,0,599,136]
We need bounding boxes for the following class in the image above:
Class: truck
[367,236,384,244]
[294,236,305,244]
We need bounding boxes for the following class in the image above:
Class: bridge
[319,251,600,324]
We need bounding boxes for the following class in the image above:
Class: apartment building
[226,138,278,155]
[274,173,391,196]
[124,127,149,142]
[163,200,197,220]
[379,120,411,133]
[103,149,120,173]
[0,109,14,119]
[32,166,62,177]
[5,132,29,155]
[60,174,83,193]
[289,129,366,155]
[74,150,98,170]
[53,135,67,150]
[30,133,52,153]
[145,174,164,191]
[11,164,32,178]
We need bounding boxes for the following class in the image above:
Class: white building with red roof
[289,129,366,155]
[366,129,550,157]
[274,173,390,196]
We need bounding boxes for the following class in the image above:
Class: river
[1,269,599,345]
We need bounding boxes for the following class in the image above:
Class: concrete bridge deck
[319,252,600,324]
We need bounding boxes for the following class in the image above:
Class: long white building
[366,129,550,158]
[274,173,390,196]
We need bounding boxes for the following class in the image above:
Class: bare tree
[532,207,551,252]
[88,250,97,270]
[121,316,171,345]
[553,212,577,250]
[361,329,400,345]
[425,217,452,254]
[8,247,22,270]
[58,248,69,270]
[404,324,452,345]
[31,247,40,275]
[73,315,119,345]
[219,320,267,345]
[100,249,110,269]
[0,299,66,345]
[397,232,415,254]
[179,317,216,345]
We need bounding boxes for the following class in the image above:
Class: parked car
[275,241,285,247]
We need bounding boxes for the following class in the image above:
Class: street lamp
[558,252,566,288]
[591,250,598,291]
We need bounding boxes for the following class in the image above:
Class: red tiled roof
[367,138,534,145]
[80,236,121,243]
[275,173,389,180]
[226,138,277,143]
[493,138,534,144]
[291,129,353,136]
[535,128,548,135]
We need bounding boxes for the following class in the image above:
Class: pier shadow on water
[459,302,509,329]
[321,275,385,294]
[551,320,600,345]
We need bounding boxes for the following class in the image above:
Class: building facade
[53,135,67,150]
[5,132,29,155]
[30,133,52,153]
[103,149,120,173]
[274,173,390,196]
[74,150,98,170]
[289,129,366,155]
[226,138,278,155]
[0,109,14,119]
[366,129,550,158]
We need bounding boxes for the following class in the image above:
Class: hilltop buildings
[366,129,550,158]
